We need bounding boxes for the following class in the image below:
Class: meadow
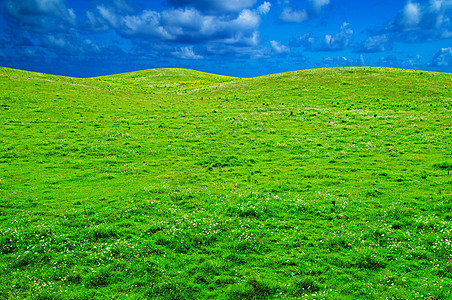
[0,66,451,299]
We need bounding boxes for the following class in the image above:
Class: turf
[0,66,451,299]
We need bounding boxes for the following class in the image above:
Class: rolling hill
[0,66,451,299]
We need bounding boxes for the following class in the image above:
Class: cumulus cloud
[278,0,329,23]
[257,2,271,15]
[398,1,422,29]
[323,55,363,67]
[168,0,257,13]
[222,31,260,47]
[308,0,330,12]
[388,0,452,40]
[161,8,215,39]
[359,34,393,53]
[171,46,203,59]
[280,7,308,23]
[91,6,262,45]
[430,47,452,67]
[322,22,353,51]
[356,0,452,54]
[231,9,261,32]
[270,40,290,54]
[80,3,268,60]
[100,0,135,13]
[99,7,173,39]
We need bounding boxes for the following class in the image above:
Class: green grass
[0,66,451,299]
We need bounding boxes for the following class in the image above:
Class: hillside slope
[0,67,451,299]
[91,68,241,94]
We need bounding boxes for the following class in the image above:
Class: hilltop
[0,66,451,299]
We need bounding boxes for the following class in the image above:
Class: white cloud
[323,55,364,67]
[161,8,214,37]
[370,0,452,47]
[93,6,262,44]
[322,22,353,50]
[168,0,257,13]
[232,9,261,31]
[270,40,290,53]
[222,0,258,12]
[257,2,271,15]
[308,0,330,12]
[89,5,265,57]
[430,47,452,66]
[97,5,120,28]
[393,0,452,32]
[300,33,315,44]
[34,0,76,23]
[172,46,203,59]
[120,9,173,40]
[280,7,308,23]
[401,1,421,29]
[223,31,260,46]
[361,34,392,52]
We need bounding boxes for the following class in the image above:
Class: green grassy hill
[1,66,451,299]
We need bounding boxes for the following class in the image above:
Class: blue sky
[0,0,451,77]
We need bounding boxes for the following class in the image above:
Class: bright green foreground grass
[0,66,451,299]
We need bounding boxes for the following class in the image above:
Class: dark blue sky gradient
[1,0,451,77]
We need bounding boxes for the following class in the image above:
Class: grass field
[0,66,451,299]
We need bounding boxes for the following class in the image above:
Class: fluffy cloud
[356,1,451,54]
[168,0,257,13]
[398,1,422,29]
[389,0,452,40]
[270,40,290,54]
[98,7,173,39]
[171,46,203,59]
[430,47,452,67]
[222,31,260,47]
[161,8,215,40]
[257,2,271,15]
[357,0,451,55]
[92,6,262,45]
[321,22,353,51]
[359,34,393,53]
[231,9,261,32]
[308,0,330,12]
[322,55,364,67]
[278,0,330,23]
[1,0,268,67]
[80,3,268,61]
[280,7,308,23]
